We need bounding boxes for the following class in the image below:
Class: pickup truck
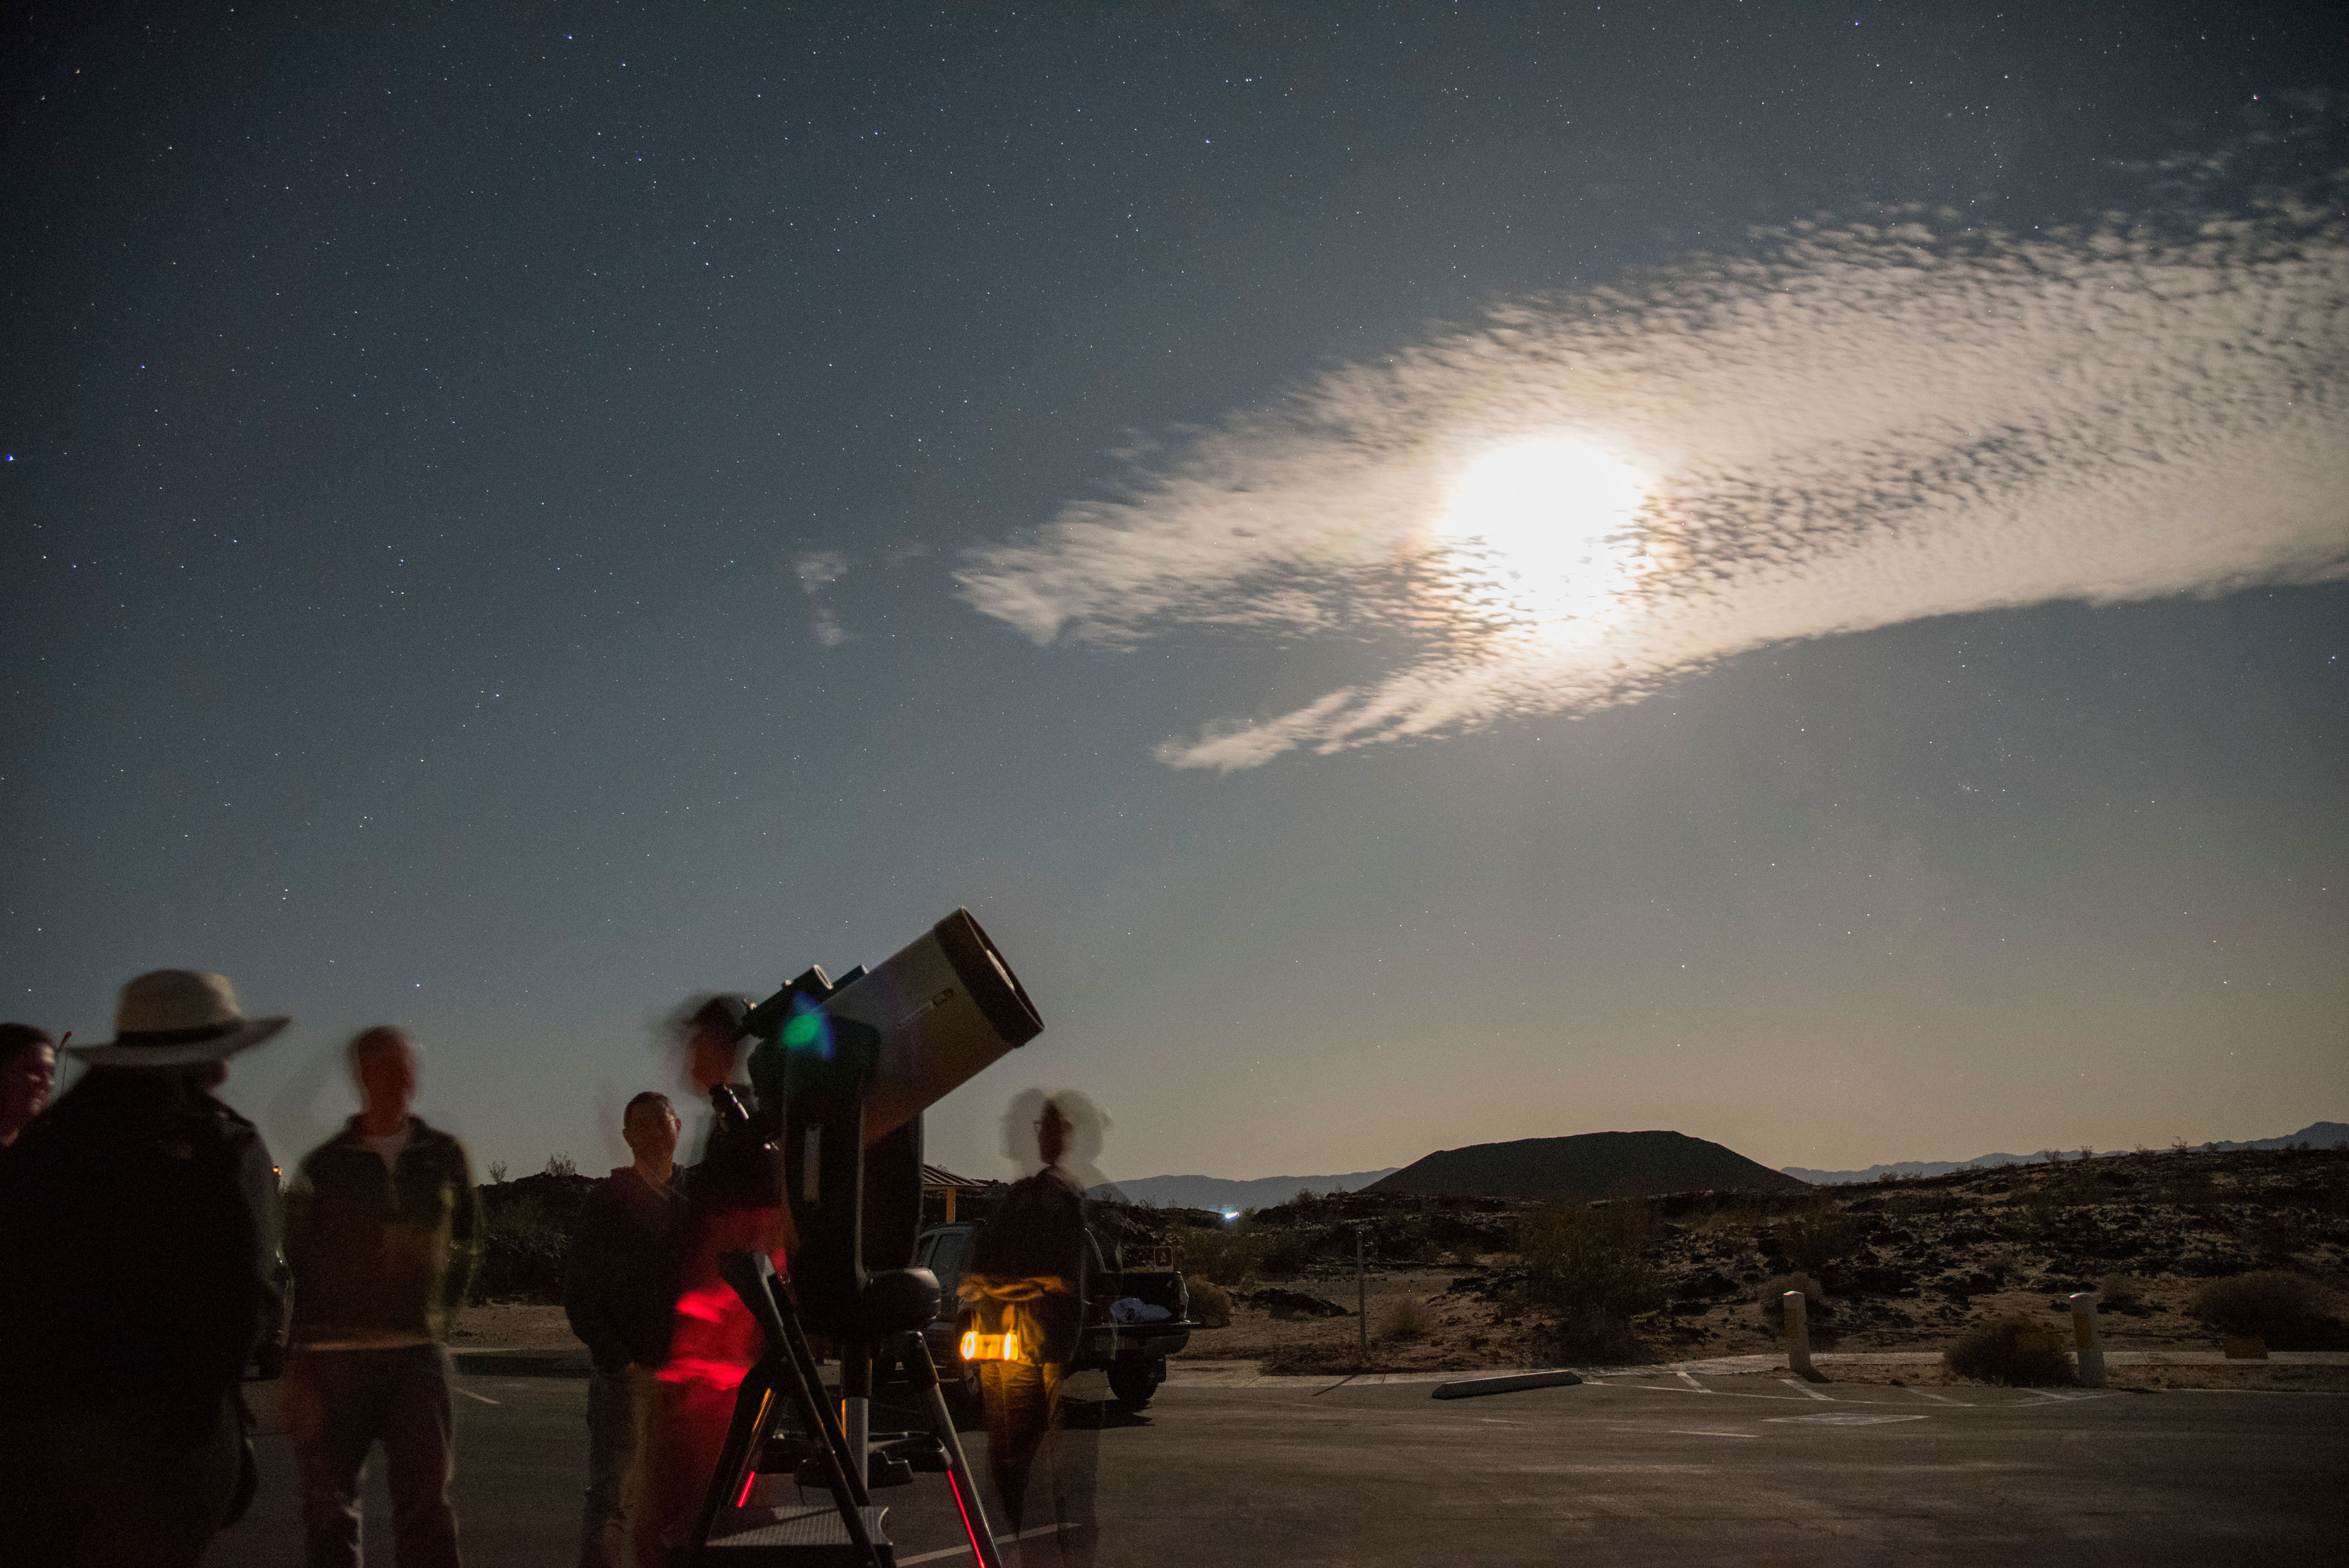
[912,1221,1192,1407]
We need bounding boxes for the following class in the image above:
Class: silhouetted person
[0,970,286,1566]
[283,1026,480,1568]
[563,1091,686,1568]
[0,1022,58,1148]
[963,1097,1093,1551]
[633,995,789,1568]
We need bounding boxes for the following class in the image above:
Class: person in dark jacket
[0,969,286,1567]
[962,1097,1091,1540]
[282,1026,480,1568]
[563,1090,687,1568]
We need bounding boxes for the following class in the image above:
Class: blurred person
[962,1096,1094,1551]
[629,996,790,1568]
[0,970,286,1566]
[281,1027,480,1568]
[563,1091,687,1568]
[0,1022,59,1146]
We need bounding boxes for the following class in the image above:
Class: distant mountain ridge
[1089,1169,1400,1211]
[1783,1121,2349,1184]
[1369,1130,1807,1200]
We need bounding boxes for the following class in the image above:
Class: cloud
[794,550,851,647]
[958,116,2349,770]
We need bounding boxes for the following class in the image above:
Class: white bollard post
[2068,1291,2106,1388]
[1783,1290,1813,1376]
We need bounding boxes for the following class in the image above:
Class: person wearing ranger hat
[0,969,288,1567]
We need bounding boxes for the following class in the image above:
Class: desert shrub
[1376,1296,1438,1343]
[472,1192,571,1302]
[1776,1198,1862,1275]
[1171,1224,1265,1287]
[2007,1184,2062,1240]
[2095,1273,2147,1312]
[543,1153,577,1178]
[1944,1315,2074,1386]
[1255,1228,1313,1280]
[1186,1276,1233,1328]
[1753,1272,1826,1329]
[1371,1214,1435,1265]
[1543,1312,1647,1365]
[1516,1201,1663,1321]
[1687,1198,1777,1235]
[2189,1271,2338,1344]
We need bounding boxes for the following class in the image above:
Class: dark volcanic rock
[1369,1131,1808,1201]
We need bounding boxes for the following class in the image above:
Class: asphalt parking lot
[209,1367,2346,1567]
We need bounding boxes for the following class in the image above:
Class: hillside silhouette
[1368,1130,1808,1200]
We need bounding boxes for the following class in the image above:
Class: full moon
[1438,438,1649,631]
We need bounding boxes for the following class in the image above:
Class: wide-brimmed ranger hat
[69,970,289,1068]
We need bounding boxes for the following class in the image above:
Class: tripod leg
[766,1323,884,1568]
[894,1331,1004,1568]
[843,1341,870,1488]
[768,1276,875,1510]
[689,1369,778,1551]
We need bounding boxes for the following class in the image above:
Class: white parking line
[897,1524,1070,1564]
[1676,1372,1708,1392]
[452,1386,501,1406]
[1668,1429,1758,1438]
[1908,1388,1966,1406]
[1779,1378,1834,1402]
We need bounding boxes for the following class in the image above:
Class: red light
[945,1467,982,1556]
[736,1467,757,1509]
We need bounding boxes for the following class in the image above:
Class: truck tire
[1107,1358,1161,1407]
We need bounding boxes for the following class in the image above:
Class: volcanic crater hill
[1368,1129,1810,1200]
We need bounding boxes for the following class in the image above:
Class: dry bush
[2094,1273,2148,1312]
[1171,1224,1263,1286]
[1776,1198,1862,1275]
[1545,1310,1648,1365]
[1945,1315,2074,1386]
[472,1193,571,1302]
[2191,1271,2339,1345]
[1753,1273,1826,1329]
[1255,1227,1314,1280]
[1688,1199,1775,1235]
[1376,1296,1438,1343]
[1186,1276,1233,1329]
[1516,1200,1663,1320]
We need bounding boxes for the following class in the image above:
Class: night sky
[6,3,2343,1186]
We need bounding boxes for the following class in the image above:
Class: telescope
[692,908,1041,1567]
[741,907,1043,1148]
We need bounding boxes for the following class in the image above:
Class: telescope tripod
[687,1250,1004,1568]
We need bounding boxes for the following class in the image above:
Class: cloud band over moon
[959,124,2349,771]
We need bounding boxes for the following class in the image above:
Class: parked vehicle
[913,1220,1192,1407]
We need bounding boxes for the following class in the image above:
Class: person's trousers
[978,1361,1065,1534]
[578,1364,639,1568]
[0,1391,241,1567]
[281,1344,462,1568]
[626,1373,736,1568]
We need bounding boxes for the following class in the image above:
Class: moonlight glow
[1436,438,1650,636]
